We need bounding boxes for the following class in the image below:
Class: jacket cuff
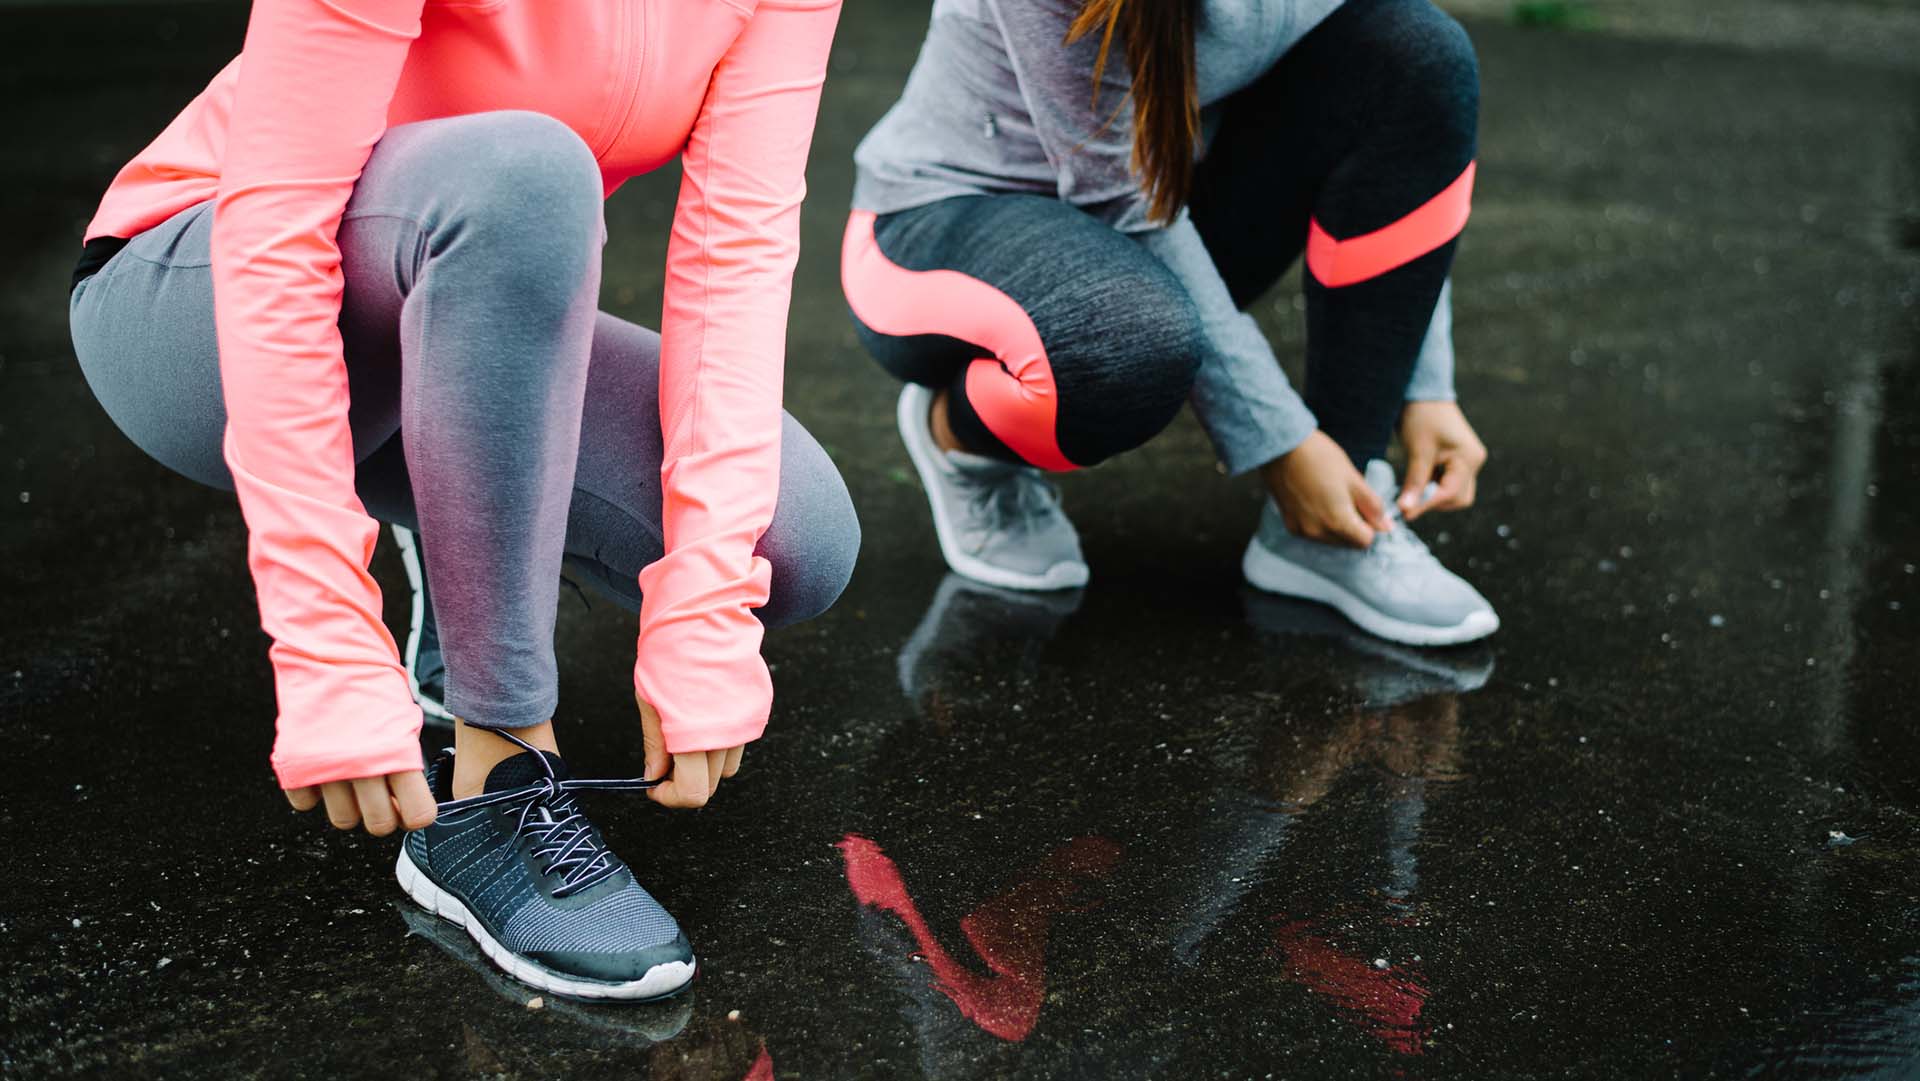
[1204,393,1319,476]
[1405,279,1458,402]
[271,713,423,789]
[633,553,775,754]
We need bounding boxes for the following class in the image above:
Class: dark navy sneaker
[390,524,455,726]
[396,739,695,1001]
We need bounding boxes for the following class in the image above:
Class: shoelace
[1371,516,1432,563]
[956,460,1062,533]
[435,730,662,898]
[1367,476,1442,563]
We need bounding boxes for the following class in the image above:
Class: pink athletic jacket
[85,0,843,789]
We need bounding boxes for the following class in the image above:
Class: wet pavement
[4,1,1920,1077]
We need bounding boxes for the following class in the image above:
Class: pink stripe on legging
[840,210,1076,472]
[1306,161,1476,288]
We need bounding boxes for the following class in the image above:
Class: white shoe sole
[389,524,456,726]
[895,386,1090,592]
[396,847,695,1002]
[1241,538,1499,646]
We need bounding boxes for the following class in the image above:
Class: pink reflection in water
[839,833,1121,1042]
[743,1043,773,1081]
[1272,918,1430,1056]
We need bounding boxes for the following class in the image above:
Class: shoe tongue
[483,749,570,793]
[1363,459,1400,507]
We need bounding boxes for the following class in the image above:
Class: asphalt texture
[4,2,1920,1078]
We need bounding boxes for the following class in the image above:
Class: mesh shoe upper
[1253,460,1494,630]
[941,450,1085,576]
[898,382,1087,587]
[407,750,687,978]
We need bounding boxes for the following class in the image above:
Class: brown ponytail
[1065,0,1200,224]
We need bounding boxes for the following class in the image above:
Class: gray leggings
[68,111,861,730]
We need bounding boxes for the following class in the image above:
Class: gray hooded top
[852,0,1457,474]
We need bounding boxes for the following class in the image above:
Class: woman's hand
[1262,430,1393,548]
[286,771,436,836]
[639,696,744,809]
[1398,401,1488,521]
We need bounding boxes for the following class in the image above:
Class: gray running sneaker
[896,383,1089,591]
[1241,460,1498,646]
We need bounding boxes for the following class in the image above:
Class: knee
[1049,270,1204,466]
[452,111,603,216]
[1373,3,1480,144]
[1117,278,1205,412]
[757,422,861,628]
[414,112,605,291]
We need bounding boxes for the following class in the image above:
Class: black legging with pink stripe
[843,0,1478,470]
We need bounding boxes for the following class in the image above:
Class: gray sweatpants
[68,111,860,730]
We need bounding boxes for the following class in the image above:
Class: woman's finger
[1449,473,1479,511]
[1404,463,1445,521]
[353,776,399,837]
[1330,504,1375,548]
[389,771,438,831]
[722,745,743,779]
[1351,476,1391,536]
[1427,458,1475,511]
[651,751,711,809]
[320,781,361,830]
[1400,443,1437,514]
[638,696,669,783]
[706,750,726,798]
[286,785,319,812]
[1322,478,1380,547]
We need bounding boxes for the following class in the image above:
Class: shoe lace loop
[435,731,662,898]
[958,461,1061,533]
[1370,503,1432,564]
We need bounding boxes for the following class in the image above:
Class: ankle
[929,388,967,454]
[452,719,560,799]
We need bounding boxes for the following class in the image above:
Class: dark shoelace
[435,730,662,898]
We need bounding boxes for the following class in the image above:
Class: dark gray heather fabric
[852,0,1458,474]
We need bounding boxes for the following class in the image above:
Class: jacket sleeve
[212,0,428,788]
[1405,278,1458,402]
[986,0,1318,474]
[636,0,843,752]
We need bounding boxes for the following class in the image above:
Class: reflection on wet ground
[5,0,1920,1077]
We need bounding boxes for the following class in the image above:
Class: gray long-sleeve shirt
[852,0,1457,474]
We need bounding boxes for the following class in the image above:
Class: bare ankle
[451,719,559,799]
[929,388,967,454]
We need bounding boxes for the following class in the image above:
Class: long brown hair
[1065,0,1200,224]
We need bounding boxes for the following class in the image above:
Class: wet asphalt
[4,2,1920,1078]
